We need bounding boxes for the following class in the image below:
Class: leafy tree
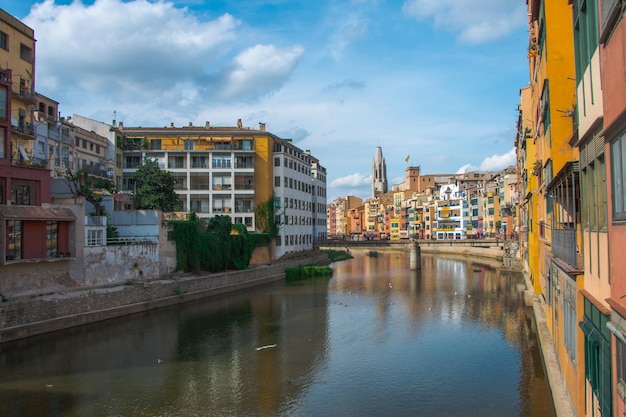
[134,158,182,211]
[64,168,115,216]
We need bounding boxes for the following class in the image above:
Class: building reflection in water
[0,252,554,417]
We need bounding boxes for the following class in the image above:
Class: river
[0,252,554,417]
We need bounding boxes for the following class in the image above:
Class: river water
[0,252,554,417]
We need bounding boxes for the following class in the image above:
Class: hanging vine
[169,214,268,273]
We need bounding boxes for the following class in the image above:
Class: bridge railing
[317,238,504,248]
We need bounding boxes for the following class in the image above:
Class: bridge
[317,238,518,268]
[317,238,505,250]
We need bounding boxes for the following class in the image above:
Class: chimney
[170,122,174,128]
[189,121,193,127]
[237,118,242,128]
[119,121,124,129]
[205,121,210,128]
[259,122,266,131]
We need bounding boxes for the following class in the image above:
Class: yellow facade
[0,9,36,162]
[118,125,276,228]
[527,1,583,415]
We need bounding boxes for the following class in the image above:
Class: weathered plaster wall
[83,243,162,286]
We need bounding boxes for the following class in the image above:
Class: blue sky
[3,0,528,201]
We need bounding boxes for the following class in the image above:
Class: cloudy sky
[4,0,528,201]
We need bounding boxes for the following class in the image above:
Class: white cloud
[26,0,238,95]
[22,0,303,115]
[330,172,372,187]
[456,148,516,173]
[328,13,369,59]
[401,0,525,43]
[218,44,304,100]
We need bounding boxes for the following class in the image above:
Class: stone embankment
[0,252,329,344]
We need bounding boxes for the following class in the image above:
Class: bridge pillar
[410,240,421,270]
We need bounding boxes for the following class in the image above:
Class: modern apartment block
[72,114,124,188]
[117,121,326,259]
[72,124,110,181]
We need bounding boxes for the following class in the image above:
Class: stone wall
[0,252,329,343]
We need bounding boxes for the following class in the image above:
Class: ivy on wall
[170,213,271,273]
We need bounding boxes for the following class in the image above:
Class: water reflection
[0,253,554,417]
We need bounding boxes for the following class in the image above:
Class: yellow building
[526,1,584,415]
[116,120,327,259]
[482,191,500,237]
[0,9,36,164]
[517,85,540,293]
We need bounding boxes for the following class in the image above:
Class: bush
[322,250,353,262]
[285,265,333,282]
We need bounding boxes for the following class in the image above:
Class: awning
[0,205,76,221]
[18,145,29,161]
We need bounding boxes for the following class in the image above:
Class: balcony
[11,124,35,140]
[12,157,48,169]
[14,88,37,104]
[551,228,580,269]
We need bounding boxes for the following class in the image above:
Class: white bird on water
[256,344,277,351]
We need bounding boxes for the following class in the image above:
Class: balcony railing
[11,124,35,138]
[551,228,579,268]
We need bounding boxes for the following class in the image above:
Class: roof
[0,206,76,221]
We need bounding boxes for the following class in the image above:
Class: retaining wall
[0,252,329,343]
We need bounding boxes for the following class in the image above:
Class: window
[212,156,231,169]
[7,220,22,260]
[274,176,281,187]
[150,139,161,150]
[0,87,7,121]
[580,297,612,416]
[20,43,33,63]
[574,0,599,84]
[617,338,626,401]
[612,132,626,220]
[0,126,4,159]
[563,275,577,363]
[87,230,103,246]
[46,221,58,257]
[274,157,280,166]
[184,140,194,150]
[12,185,31,205]
[0,31,7,50]
[171,156,185,169]
[600,0,621,41]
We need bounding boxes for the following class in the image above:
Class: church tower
[372,147,388,197]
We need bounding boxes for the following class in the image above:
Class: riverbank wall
[0,252,329,344]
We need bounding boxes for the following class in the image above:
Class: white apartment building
[436,183,469,240]
[272,139,327,258]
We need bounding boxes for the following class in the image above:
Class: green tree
[64,168,114,216]
[134,158,182,211]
